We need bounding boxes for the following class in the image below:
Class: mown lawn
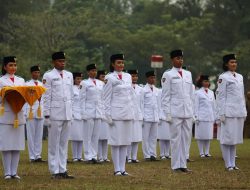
[0,139,250,190]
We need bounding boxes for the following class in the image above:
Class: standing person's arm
[161,72,172,122]
[79,81,87,120]
[42,73,52,118]
[216,76,227,122]
[194,91,199,121]
[103,77,113,124]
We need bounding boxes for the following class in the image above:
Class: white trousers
[186,124,193,159]
[170,118,192,169]
[220,144,236,168]
[83,119,101,160]
[159,140,170,157]
[197,140,210,155]
[142,122,158,158]
[111,145,127,172]
[127,142,139,160]
[71,141,83,159]
[1,151,20,176]
[98,139,108,160]
[26,118,44,160]
[48,120,70,174]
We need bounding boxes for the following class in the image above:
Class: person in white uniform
[97,70,110,162]
[103,54,133,176]
[216,54,247,171]
[69,72,84,162]
[142,71,160,161]
[194,75,216,158]
[80,64,103,163]
[161,49,194,173]
[158,88,171,160]
[25,65,46,163]
[43,51,74,179]
[0,56,25,180]
[126,69,143,163]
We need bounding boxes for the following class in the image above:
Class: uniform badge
[218,79,222,83]
[42,79,46,84]
[79,85,82,89]
[162,78,166,83]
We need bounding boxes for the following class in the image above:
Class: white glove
[220,115,226,123]
[82,114,87,121]
[192,116,197,124]
[44,117,51,127]
[215,119,221,125]
[195,120,199,125]
[166,114,172,123]
[106,115,113,126]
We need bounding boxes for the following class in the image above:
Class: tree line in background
[0,0,250,85]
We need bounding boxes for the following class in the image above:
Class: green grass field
[0,139,250,190]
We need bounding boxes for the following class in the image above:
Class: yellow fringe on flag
[37,105,41,118]
[0,105,4,116]
[29,106,33,120]
[14,114,19,128]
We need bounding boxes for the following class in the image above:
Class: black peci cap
[170,49,183,59]
[145,71,156,78]
[110,54,124,63]
[30,65,40,72]
[52,51,66,60]
[127,69,138,75]
[86,64,97,71]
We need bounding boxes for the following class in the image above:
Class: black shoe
[187,158,195,162]
[180,168,192,173]
[131,159,139,163]
[205,154,212,158]
[30,159,35,162]
[35,158,47,162]
[60,172,74,179]
[173,168,181,172]
[114,171,122,176]
[121,171,129,176]
[150,156,159,161]
[233,166,240,170]
[11,174,21,180]
[165,156,171,160]
[51,173,62,179]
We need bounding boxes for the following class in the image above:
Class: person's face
[112,60,124,72]
[4,62,17,75]
[31,71,40,80]
[147,76,156,85]
[202,80,210,88]
[53,59,65,71]
[131,74,138,84]
[88,69,97,78]
[227,59,237,72]
[74,76,82,85]
[98,74,105,82]
[172,56,183,68]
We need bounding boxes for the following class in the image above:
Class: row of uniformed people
[0,50,246,179]
[161,50,246,173]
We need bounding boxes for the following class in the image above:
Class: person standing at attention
[43,51,74,179]
[216,54,247,171]
[161,49,194,172]
[103,54,133,176]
